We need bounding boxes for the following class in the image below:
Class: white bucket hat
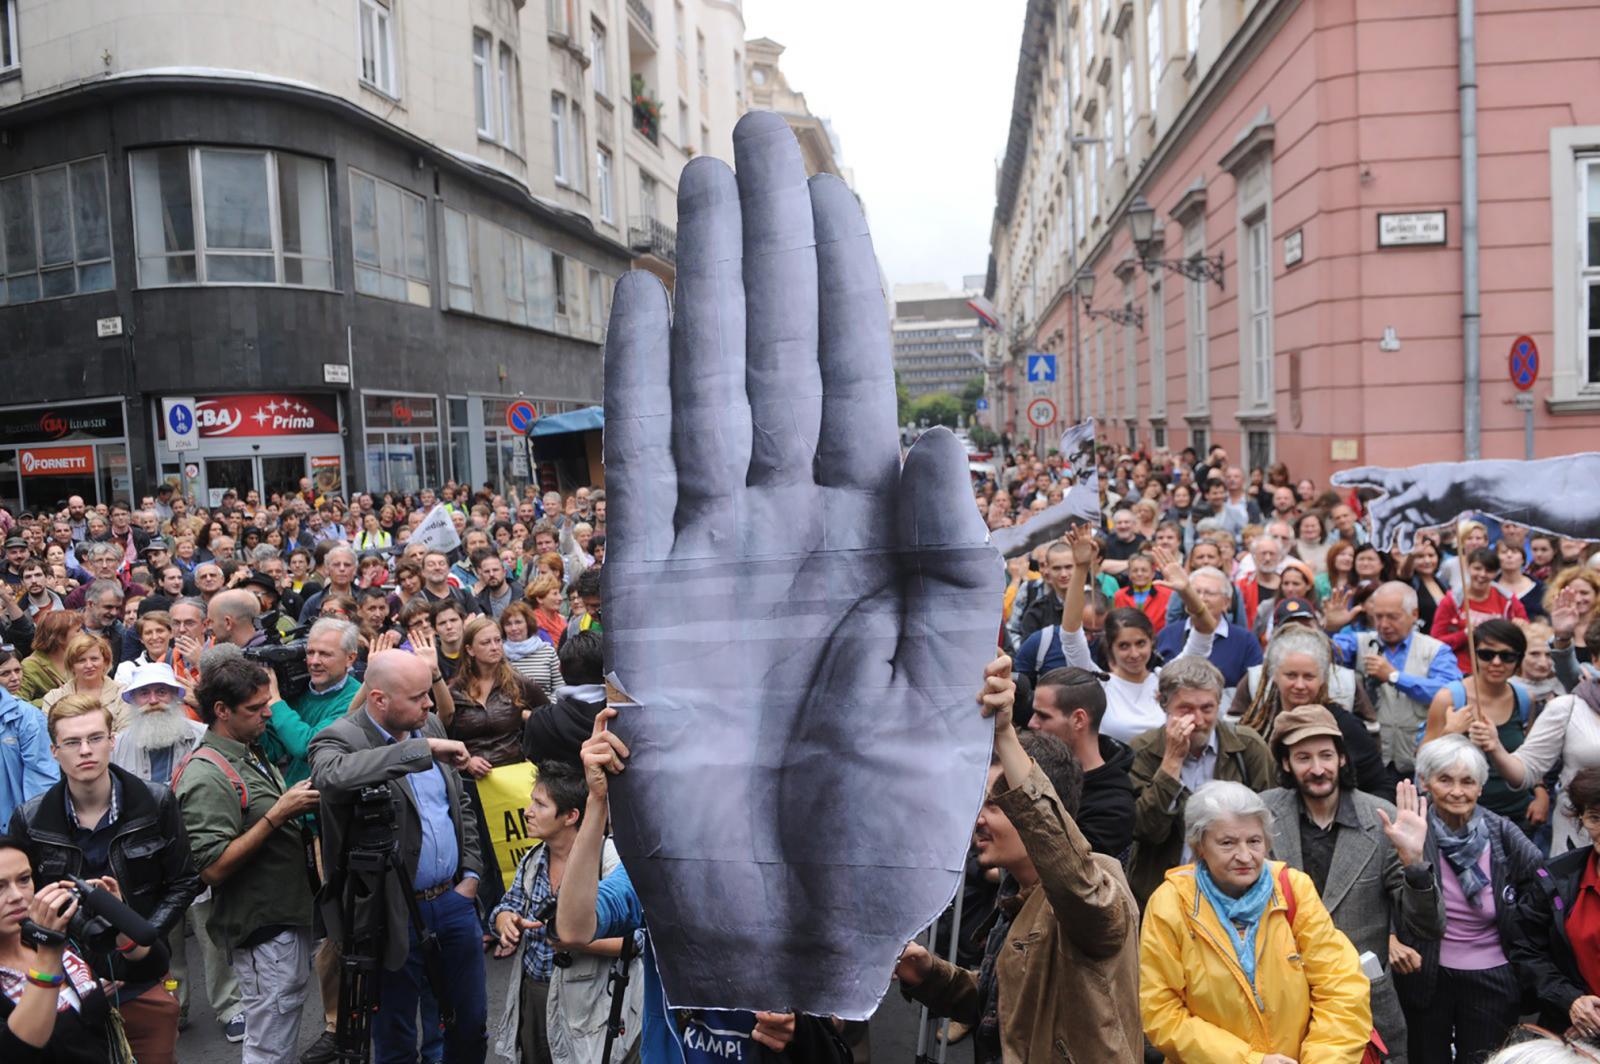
[121,661,184,702]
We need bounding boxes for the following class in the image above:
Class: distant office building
[893,282,986,400]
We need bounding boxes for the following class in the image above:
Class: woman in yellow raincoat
[1140,779,1372,1063]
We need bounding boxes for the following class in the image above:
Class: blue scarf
[503,635,545,661]
[1195,862,1277,988]
[1433,807,1492,905]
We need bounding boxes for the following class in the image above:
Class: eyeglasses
[1475,648,1524,665]
[56,733,111,752]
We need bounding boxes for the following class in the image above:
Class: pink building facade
[993,0,1600,483]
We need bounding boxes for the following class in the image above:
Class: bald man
[207,588,264,649]
[309,651,485,1064]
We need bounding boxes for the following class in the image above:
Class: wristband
[263,813,279,831]
[26,968,65,988]
[117,938,141,954]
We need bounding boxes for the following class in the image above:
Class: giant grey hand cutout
[601,111,1002,1019]
[1331,454,1600,552]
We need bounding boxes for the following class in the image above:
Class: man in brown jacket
[895,655,1143,1063]
[1127,655,1274,906]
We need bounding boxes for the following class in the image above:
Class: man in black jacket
[523,630,605,764]
[9,691,204,1064]
[1024,666,1135,860]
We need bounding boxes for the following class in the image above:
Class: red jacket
[1430,587,1527,673]
[1112,584,1172,636]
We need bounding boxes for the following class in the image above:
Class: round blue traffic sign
[506,400,537,434]
[167,404,193,435]
[1509,335,1539,392]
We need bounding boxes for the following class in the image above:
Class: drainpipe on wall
[1459,0,1481,460]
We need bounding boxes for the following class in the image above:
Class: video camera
[244,621,312,699]
[22,876,161,954]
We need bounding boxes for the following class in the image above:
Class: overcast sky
[742,0,1026,295]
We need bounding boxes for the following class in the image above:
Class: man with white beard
[111,661,243,1040]
[113,662,205,786]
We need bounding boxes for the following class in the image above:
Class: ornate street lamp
[1126,194,1227,288]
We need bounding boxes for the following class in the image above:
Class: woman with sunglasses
[1479,629,1600,856]
[1511,766,1600,1042]
[1421,619,1535,829]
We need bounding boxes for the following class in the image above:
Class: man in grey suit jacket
[1263,705,1445,1064]
[310,649,487,1064]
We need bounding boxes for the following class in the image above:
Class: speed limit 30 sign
[1026,397,1057,429]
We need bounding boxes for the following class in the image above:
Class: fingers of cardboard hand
[734,111,821,491]
[604,272,676,563]
[811,173,899,498]
[896,429,990,552]
[670,156,750,549]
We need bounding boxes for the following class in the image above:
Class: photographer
[490,760,642,1064]
[894,655,1144,1062]
[8,693,202,1064]
[0,837,170,1064]
[556,714,848,1064]
[309,649,487,1064]
[174,656,321,1064]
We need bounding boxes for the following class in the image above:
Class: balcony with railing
[629,216,676,265]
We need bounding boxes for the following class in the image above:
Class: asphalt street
[173,943,938,1063]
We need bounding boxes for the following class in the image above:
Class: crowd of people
[0,436,1598,1064]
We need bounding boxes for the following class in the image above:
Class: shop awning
[529,405,603,437]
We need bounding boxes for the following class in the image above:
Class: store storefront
[156,393,344,505]
[361,391,444,496]
[0,398,130,513]
[446,394,597,496]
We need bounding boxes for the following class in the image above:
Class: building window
[350,169,429,307]
[1186,0,1200,54]
[547,0,574,37]
[596,146,614,222]
[443,207,472,311]
[700,123,710,153]
[678,101,690,148]
[1183,220,1208,413]
[640,171,659,222]
[1122,280,1137,419]
[0,0,16,73]
[1148,275,1166,421]
[1247,428,1274,472]
[1147,0,1162,113]
[1244,215,1273,409]
[551,93,570,183]
[1120,43,1134,148]
[362,392,442,495]
[1153,422,1167,448]
[130,147,331,288]
[358,0,397,96]
[0,156,113,305]
[498,45,519,151]
[1190,423,1208,455]
[570,103,587,189]
[1094,325,1107,419]
[551,252,568,319]
[1582,157,1600,387]
[696,30,707,81]
[1068,30,1079,100]
[591,20,609,97]
[472,31,494,138]
[439,204,605,338]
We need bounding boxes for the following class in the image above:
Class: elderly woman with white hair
[1396,734,1548,1064]
[1140,780,1373,1063]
